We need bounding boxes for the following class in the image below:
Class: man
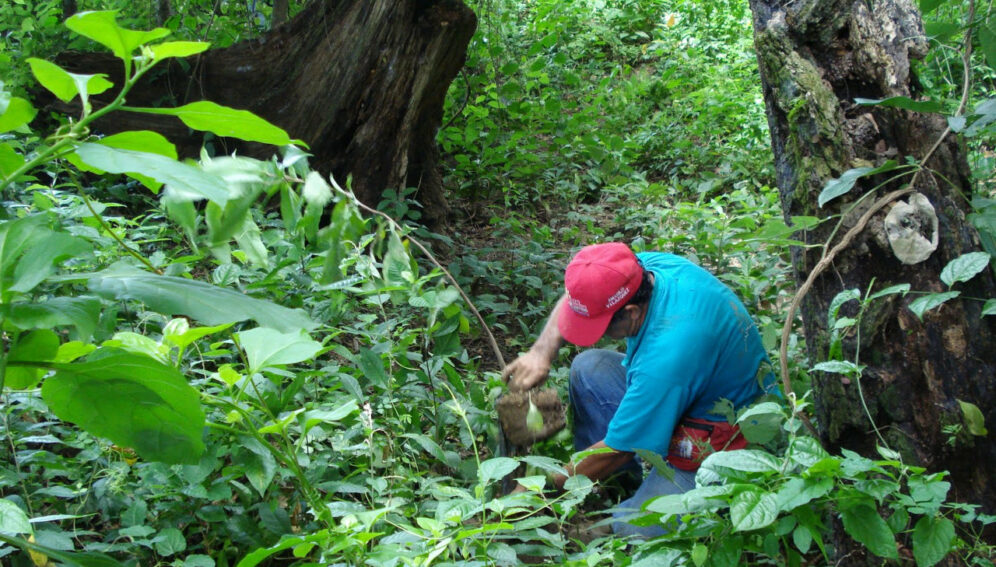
[502,242,774,536]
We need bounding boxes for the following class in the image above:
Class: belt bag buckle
[666,418,746,471]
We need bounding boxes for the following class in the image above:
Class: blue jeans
[569,349,697,538]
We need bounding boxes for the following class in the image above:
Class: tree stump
[56,0,477,226]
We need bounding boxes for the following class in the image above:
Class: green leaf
[0,215,92,300]
[236,327,322,374]
[478,457,519,485]
[855,96,943,114]
[4,329,60,389]
[383,229,413,286]
[235,531,331,567]
[776,477,833,511]
[302,400,359,435]
[75,143,228,200]
[792,524,813,554]
[730,487,779,531]
[98,130,177,158]
[868,283,911,301]
[239,437,277,496]
[0,96,37,133]
[163,320,233,350]
[983,299,996,317]
[700,449,781,473]
[126,101,294,146]
[153,527,187,556]
[354,347,388,389]
[183,555,215,567]
[26,58,112,103]
[786,435,830,469]
[912,516,955,567]
[939,251,990,287]
[147,41,210,61]
[10,232,91,295]
[83,266,316,332]
[4,297,102,341]
[980,18,996,70]
[0,143,25,177]
[818,161,898,208]
[690,542,708,566]
[957,399,988,436]
[811,360,864,375]
[0,499,32,535]
[38,349,205,464]
[908,291,960,320]
[924,21,962,42]
[525,397,544,432]
[840,502,898,559]
[65,11,170,63]
[736,402,785,444]
[919,0,947,15]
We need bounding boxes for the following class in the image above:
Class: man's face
[604,304,641,340]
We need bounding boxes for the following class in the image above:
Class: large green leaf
[939,251,990,287]
[980,18,996,70]
[0,215,92,300]
[840,501,898,559]
[147,41,210,61]
[912,516,955,567]
[700,449,781,473]
[918,0,947,15]
[4,329,60,390]
[775,477,833,511]
[65,11,170,63]
[26,58,112,103]
[0,533,126,567]
[125,101,294,146]
[818,160,898,208]
[0,142,25,177]
[37,349,205,464]
[236,327,322,374]
[3,297,102,341]
[0,96,37,133]
[75,143,229,200]
[730,487,778,531]
[478,457,519,485]
[0,499,32,535]
[84,266,316,332]
[957,399,988,436]
[908,291,960,320]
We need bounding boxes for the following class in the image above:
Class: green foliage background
[0,1,994,566]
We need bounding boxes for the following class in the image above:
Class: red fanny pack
[667,417,747,471]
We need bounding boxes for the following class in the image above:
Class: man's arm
[549,440,635,490]
[501,294,568,391]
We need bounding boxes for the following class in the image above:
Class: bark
[749,0,996,556]
[272,0,289,28]
[55,0,476,227]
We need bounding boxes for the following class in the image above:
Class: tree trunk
[272,0,289,28]
[748,0,996,556]
[56,0,476,226]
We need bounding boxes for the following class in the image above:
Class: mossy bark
[749,0,996,549]
[52,0,476,228]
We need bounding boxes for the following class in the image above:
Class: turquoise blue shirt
[603,253,773,456]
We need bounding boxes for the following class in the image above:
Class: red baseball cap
[557,243,643,346]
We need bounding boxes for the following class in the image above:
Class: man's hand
[501,351,551,391]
